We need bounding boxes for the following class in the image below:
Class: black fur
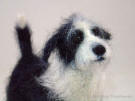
[16,25,33,57]
[43,21,84,65]
[7,25,50,101]
[91,26,111,40]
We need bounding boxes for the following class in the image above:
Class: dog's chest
[62,72,93,101]
[41,67,103,101]
[40,53,103,101]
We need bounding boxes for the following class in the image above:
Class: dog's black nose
[92,44,106,56]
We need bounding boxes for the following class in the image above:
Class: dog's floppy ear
[42,33,59,62]
[42,20,72,63]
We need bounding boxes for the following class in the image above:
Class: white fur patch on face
[73,18,111,71]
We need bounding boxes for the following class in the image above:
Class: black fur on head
[91,26,112,40]
[43,17,84,65]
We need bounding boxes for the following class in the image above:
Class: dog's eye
[71,29,84,44]
[91,27,100,36]
[91,27,111,40]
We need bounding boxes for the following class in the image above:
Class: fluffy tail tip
[16,14,27,29]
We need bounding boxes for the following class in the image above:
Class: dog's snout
[92,44,106,56]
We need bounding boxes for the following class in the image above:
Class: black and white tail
[15,16,33,57]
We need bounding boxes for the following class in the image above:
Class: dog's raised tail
[15,16,33,57]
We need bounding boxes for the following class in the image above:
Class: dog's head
[43,14,112,71]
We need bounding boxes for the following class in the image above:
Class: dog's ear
[42,21,72,62]
[42,33,59,62]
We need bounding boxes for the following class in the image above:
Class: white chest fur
[39,52,106,101]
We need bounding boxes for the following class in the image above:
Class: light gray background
[0,0,135,101]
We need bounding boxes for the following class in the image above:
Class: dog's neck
[40,52,106,101]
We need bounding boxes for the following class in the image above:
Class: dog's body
[7,14,112,101]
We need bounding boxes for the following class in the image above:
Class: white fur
[40,52,108,101]
[73,18,111,71]
[16,14,27,29]
[39,16,111,101]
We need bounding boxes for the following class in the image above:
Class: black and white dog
[7,14,112,101]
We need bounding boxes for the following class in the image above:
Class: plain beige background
[0,0,135,101]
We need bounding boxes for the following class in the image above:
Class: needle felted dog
[7,14,112,101]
